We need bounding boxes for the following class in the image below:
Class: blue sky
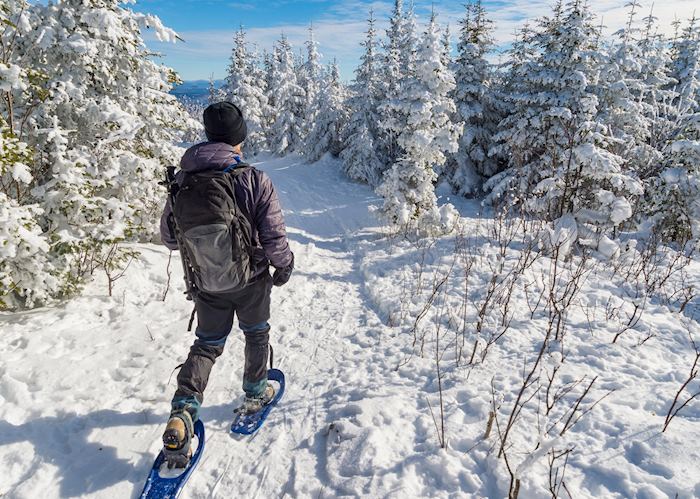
[133,0,698,82]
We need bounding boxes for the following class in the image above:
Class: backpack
[172,166,254,294]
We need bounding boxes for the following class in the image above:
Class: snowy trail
[187,155,402,498]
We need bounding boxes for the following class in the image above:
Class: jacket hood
[180,141,240,173]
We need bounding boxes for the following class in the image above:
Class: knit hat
[203,102,248,146]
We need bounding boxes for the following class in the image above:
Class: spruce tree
[301,25,323,145]
[596,1,658,179]
[670,16,700,115]
[5,0,190,305]
[269,35,306,155]
[638,8,678,155]
[449,0,499,195]
[305,61,348,162]
[225,26,269,156]
[486,1,642,249]
[377,0,405,165]
[341,10,384,186]
[208,74,226,104]
[650,112,700,241]
[376,16,462,228]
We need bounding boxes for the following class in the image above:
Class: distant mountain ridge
[171,79,225,99]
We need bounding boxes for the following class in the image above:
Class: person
[159,101,294,467]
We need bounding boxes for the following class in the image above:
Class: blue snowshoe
[231,368,285,435]
[139,415,205,498]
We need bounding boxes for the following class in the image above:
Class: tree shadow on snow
[0,409,165,498]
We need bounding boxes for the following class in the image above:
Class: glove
[272,253,294,287]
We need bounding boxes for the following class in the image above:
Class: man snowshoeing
[159,101,294,467]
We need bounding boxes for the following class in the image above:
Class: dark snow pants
[171,272,273,421]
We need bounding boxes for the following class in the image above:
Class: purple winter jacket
[160,142,293,279]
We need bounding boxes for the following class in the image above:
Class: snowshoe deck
[140,419,205,498]
[231,368,285,435]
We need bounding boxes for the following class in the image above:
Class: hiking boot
[237,384,275,415]
[162,410,194,469]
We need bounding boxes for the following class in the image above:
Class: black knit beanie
[203,102,248,147]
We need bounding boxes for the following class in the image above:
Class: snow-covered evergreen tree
[379,1,423,170]
[0,0,58,309]
[399,2,420,77]
[596,1,659,179]
[649,113,700,242]
[637,8,678,157]
[441,23,452,68]
[225,26,269,156]
[448,0,499,195]
[486,1,642,249]
[670,16,700,115]
[269,35,306,155]
[376,16,462,228]
[377,0,406,165]
[1,0,192,306]
[178,96,206,144]
[208,74,226,104]
[300,25,323,144]
[341,10,384,186]
[261,49,277,144]
[305,61,348,162]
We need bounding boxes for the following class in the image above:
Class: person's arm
[255,171,293,282]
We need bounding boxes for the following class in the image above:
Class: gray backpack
[172,167,254,293]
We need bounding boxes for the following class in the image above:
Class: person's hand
[273,253,294,287]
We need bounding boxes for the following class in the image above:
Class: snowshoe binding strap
[162,410,195,469]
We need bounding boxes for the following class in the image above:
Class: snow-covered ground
[1,155,699,498]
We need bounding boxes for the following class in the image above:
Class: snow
[1,154,700,498]
[0,63,25,92]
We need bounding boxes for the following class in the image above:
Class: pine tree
[486,1,643,249]
[670,16,700,115]
[301,25,323,145]
[448,0,499,195]
[208,74,226,104]
[269,35,306,155]
[305,61,348,162]
[225,26,269,156]
[341,10,384,186]
[377,0,405,164]
[376,15,462,228]
[596,1,658,179]
[2,0,190,306]
[638,8,678,155]
[648,113,700,242]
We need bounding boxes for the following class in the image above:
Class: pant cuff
[243,378,268,398]
[171,395,201,422]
